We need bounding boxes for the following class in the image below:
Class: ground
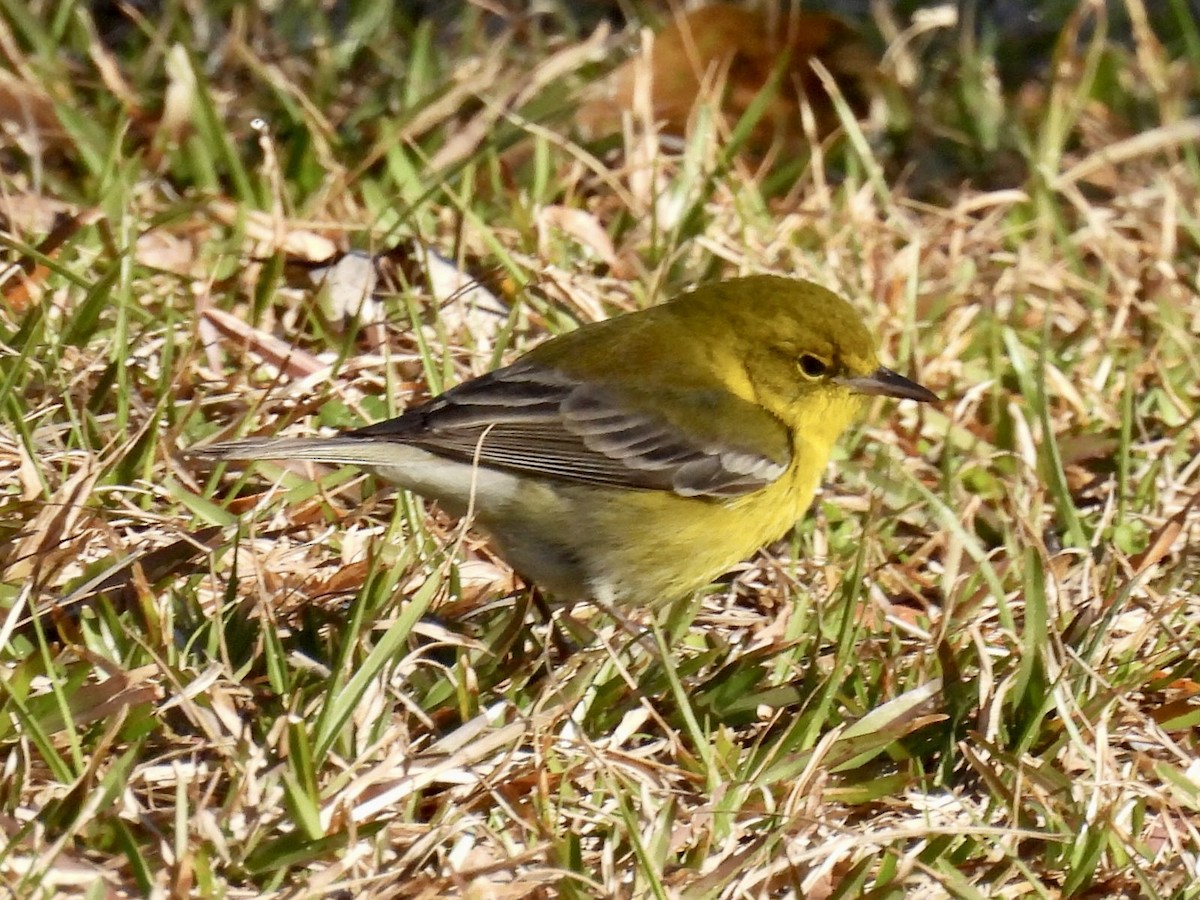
[1,1,1199,896]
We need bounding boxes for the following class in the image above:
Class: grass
[1,0,1199,896]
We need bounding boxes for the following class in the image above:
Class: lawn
[1,1,1199,896]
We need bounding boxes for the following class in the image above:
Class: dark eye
[798,354,829,378]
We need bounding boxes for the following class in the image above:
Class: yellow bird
[196,276,936,608]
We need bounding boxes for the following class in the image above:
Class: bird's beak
[836,367,939,402]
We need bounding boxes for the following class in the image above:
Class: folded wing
[348,361,790,498]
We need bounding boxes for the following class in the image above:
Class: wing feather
[347,361,789,498]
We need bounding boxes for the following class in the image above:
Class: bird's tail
[188,435,406,469]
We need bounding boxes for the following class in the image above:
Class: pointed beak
[836,366,939,403]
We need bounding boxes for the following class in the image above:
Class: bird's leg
[590,596,661,658]
[531,586,593,658]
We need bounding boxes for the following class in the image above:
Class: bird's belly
[588,488,813,606]
[373,454,598,597]
[483,469,819,608]
[381,453,821,608]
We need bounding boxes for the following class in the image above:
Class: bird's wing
[347,361,791,498]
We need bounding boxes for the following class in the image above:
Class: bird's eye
[798,354,830,378]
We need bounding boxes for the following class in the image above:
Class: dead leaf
[310,559,372,597]
[158,43,196,150]
[6,459,100,581]
[1065,490,1199,644]
[0,191,78,235]
[134,228,200,275]
[0,208,102,312]
[418,245,509,350]
[311,250,380,322]
[14,432,42,502]
[200,305,327,379]
[428,25,609,172]
[208,198,338,261]
[578,5,876,152]
[536,205,635,278]
[26,526,226,632]
[0,71,67,150]
[1130,490,1198,576]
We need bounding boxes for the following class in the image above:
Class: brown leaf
[6,459,100,582]
[311,559,372,596]
[134,228,200,275]
[537,205,636,278]
[578,5,876,152]
[428,26,608,172]
[0,208,102,312]
[0,71,67,149]
[207,199,338,261]
[27,526,226,630]
[199,305,326,379]
[1129,490,1198,576]
[1065,490,1199,644]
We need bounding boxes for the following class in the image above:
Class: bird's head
[684,275,937,436]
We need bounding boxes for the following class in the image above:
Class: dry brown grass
[1,1,1198,896]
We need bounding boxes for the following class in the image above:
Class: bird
[194,275,936,609]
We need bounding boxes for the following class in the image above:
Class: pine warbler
[196,275,936,607]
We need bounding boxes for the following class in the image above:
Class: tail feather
[189,436,407,469]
